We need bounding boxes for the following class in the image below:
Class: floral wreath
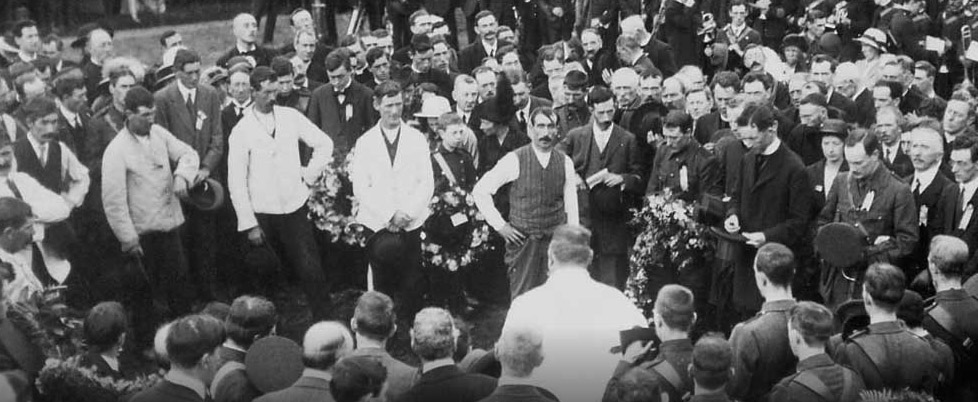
[307,152,368,247]
[626,190,713,316]
[37,357,161,402]
[420,185,494,272]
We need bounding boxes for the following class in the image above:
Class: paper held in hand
[586,168,609,188]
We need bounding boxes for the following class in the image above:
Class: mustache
[539,136,554,142]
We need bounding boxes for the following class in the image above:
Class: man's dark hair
[0,198,31,234]
[691,334,733,391]
[124,86,155,112]
[748,104,778,132]
[654,284,695,332]
[108,68,136,87]
[52,76,85,100]
[586,85,614,107]
[373,80,402,102]
[410,33,433,54]
[915,61,936,79]
[159,30,177,47]
[225,295,277,349]
[270,56,294,78]
[539,45,562,63]
[754,242,795,288]
[173,48,201,73]
[736,103,759,127]
[353,291,396,340]
[729,0,748,10]
[41,34,63,51]
[811,54,838,71]
[800,93,828,108]
[84,301,128,353]
[789,301,834,346]
[12,20,36,39]
[22,96,58,123]
[496,44,518,64]
[863,263,906,310]
[897,290,926,327]
[325,48,353,73]
[330,356,388,402]
[615,367,663,402]
[166,315,226,368]
[711,71,742,93]
[249,66,277,91]
[844,128,882,158]
[474,10,495,25]
[875,80,904,100]
[370,28,390,39]
[951,135,978,163]
[365,46,387,68]
[742,71,774,91]
[663,110,693,133]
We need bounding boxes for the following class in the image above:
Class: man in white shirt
[227,66,333,319]
[350,81,434,318]
[13,96,89,290]
[501,224,646,402]
[473,107,579,298]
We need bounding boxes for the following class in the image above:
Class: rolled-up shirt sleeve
[473,153,520,231]
[563,154,579,226]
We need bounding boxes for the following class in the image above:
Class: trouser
[363,0,385,31]
[182,206,218,302]
[646,253,714,335]
[505,233,552,299]
[140,228,193,319]
[256,205,331,319]
[253,0,284,44]
[589,253,628,290]
[368,228,424,319]
[388,9,412,49]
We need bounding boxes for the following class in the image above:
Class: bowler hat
[245,336,304,393]
[183,178,226,211]
[366,230,408,267]
[815,222,868,269]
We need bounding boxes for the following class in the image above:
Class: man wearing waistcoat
[14,96,89,295]
[473,107,579,298]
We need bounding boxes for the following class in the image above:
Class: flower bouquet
[627,190,714,316]
[5,287,84,360]
[307,153,368,247]
[36,357,161,402]
[420,186,494,272]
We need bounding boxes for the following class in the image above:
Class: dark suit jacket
[786,125,824,167]
[942,184,978,274]
[130,380,205,402]
[565,124,645,252]
[883,146,914,178]
[80,56,103,105]
[853,89,876,128]
[728,143,812,247]
[647,140,722,203]
[154,83,225,173]
[629,54,656,77]
[694,112,724,146]
[213,346,261,402]
[306,81,377,155]
[55,111,108,173]
[253,376,333,402]
[398,365,497,402]
[477,385,558,402]
[806,160,849,219]
[900,87,927,116]
[662,0,702,67]
[458,41,490,76]
[77,352,124,380]
[643,38,678,77]
[829,91,858,124]
[908,170,956,271]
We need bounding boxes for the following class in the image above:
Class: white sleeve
[473,153,520,231]
[563,154,579,226]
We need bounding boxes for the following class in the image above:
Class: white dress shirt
[961,177,978,209]
[593,122,613,152]
[24,135,90,208]
[883,142,900,163]
[473,147,580,231]
[228,106,333,231]
[912,163,941,194]
[823,162,842,197]
[502,268,647,402]
[177,80,197,106]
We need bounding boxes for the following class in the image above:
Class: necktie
[962,185,969,212]
[518,110,526,126]
[186,93,196,117]
[885,147,892,162]
[74,116,82,130]
[913,178,921,196]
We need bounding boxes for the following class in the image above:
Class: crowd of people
[0,0,977,400]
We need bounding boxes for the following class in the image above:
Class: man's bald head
[620,15,647,38]
[302,321,354,371]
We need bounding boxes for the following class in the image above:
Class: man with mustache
[474,107,579,298]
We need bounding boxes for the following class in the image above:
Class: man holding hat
[154,48,225,302]
[473,107,579,297]
[350,80,434,319]
[769,301,865,402]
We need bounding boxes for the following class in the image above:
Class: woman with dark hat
[781,34,809,75]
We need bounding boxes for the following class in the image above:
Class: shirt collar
[236,42,257,53]
[301,368,332,382]
[422,359,455,374]
[101,354,120,372]
[57,101,79,125]
[18,51,35,62]
[761,298,796,312]
[221,341,247,354]
[165,370,208,400]
[482,40,497,54]
[232,98,252,109]
[914,163,941,191]
[961,176,978,198]
[592,121,613,138]
[177,80,196,102]
[796,353,835,372]
[26,134,46,156]
[762,137,781,156]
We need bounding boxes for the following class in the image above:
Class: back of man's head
[654,285,695,333]
[166,315,226,369]
[754,242,795,288]
[411,307,456,362]
[353,291,396,341]
[495,325,544,378]
[330,356,388,402]
[0,197,31,235]
[690,334,733,391]
[615,367,663,402]
[302,321,354,371]
[928,235,969,280]
[548,224,594,268]
[789,301,834,348]
[225,295,277,349]
[863,263,905,312]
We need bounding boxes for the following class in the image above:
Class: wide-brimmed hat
[815,222,868,268]
[415,96,452,118]
[856,28,887,52]
[246,336,304,393]
[781,34,809,54]
[183,178,226,211]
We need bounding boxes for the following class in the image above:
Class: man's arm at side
[100,142,139,246]
[60,145,90,208]
[227,129,258,231]
[473,153,520,231]
[563,154,580,226]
